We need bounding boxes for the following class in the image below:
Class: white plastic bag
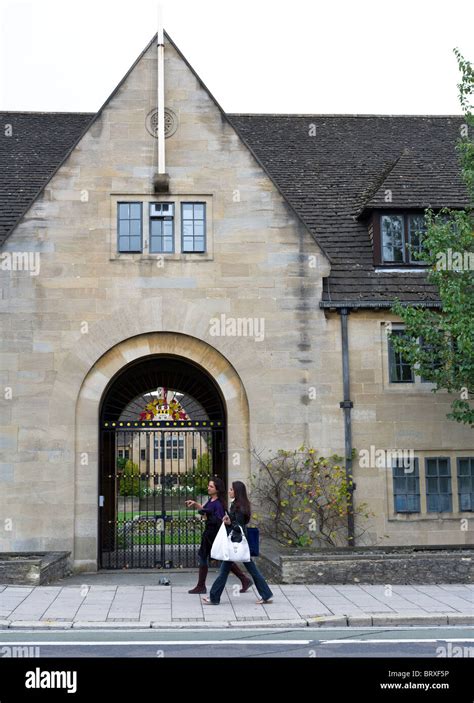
[210,522,230,561]
[211,522,251,562]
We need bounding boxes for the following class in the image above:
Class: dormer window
[407,214,426,261]
[381,214,404,262]
[374,211,427,266]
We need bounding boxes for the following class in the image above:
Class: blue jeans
[209,559,273,604]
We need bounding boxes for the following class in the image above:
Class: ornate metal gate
[100,421,225,568]
[98,355,227,569]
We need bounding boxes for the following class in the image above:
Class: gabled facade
[0,33,472,572]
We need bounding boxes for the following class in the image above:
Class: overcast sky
[0,0,473,114]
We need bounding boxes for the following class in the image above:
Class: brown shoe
[229,562,253,593]
[188,565,207,594]
[239,575,253,593]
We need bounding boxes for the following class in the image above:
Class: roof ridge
[228,113,465,118]
[0,110,96,115]
[0,111,464,118]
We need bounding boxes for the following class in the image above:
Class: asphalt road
[0,626,473,658]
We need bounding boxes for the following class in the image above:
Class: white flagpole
[157,3,165,174]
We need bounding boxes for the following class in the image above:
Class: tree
[181,451,211,496]
[390,50,474,426]
[118,458,141,497]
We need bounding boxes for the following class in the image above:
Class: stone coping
[0,552,71,586]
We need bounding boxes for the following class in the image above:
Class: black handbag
[247,527,259,557]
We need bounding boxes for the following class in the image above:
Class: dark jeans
[209,559,273,604]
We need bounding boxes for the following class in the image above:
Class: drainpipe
[338,307,355,547]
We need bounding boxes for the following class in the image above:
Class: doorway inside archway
[99,355,226,569]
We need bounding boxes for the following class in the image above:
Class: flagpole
[157,3,165,174]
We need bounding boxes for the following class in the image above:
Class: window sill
[384,381,439,393]
[375,266,429,272]
[388,513,471,521]
[110,252,213,262]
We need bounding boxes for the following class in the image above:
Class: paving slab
[72,621,152,629]
[1,578,473,628]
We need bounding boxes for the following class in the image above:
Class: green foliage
[251,447,374,548]
[118,459,141,497]
[195,452,212,494]
[181,452,212,495]
[390,50,474,426]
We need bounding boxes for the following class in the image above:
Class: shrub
[251,447,374,548]
[118,459,141,497]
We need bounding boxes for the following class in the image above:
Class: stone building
[0,32,472,573]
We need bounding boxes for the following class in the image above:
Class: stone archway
[71,332,250,573]
[99,353,228,569]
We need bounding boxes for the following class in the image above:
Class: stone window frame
[109,194,213,261]
[149,202,175,254]
[381,322,437,392]
[426,456,453,513]
[457,457,474,512]
[392,457,420,514]
[117,201,143,253]
[181,202,206,253]
[386,453,474,521]
[388,328,415,383]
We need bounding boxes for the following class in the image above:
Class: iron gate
[99,420,226,569]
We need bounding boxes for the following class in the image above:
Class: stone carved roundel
[146,107,178,139]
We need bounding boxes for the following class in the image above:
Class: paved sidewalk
[0,572,473,629]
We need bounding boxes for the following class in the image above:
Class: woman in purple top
[185,477,251,594]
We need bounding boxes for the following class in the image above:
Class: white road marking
[320,638,474,644]
[0,639,311,646]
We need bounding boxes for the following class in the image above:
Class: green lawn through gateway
[117,510,200,520]
[116,510,204,545]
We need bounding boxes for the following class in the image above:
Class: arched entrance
[99,354,227,569]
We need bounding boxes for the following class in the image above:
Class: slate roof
[228,114,470,307]
[0,111,94,244]
[0,110,470,307]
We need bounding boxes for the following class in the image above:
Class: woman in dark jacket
[202,481,273,605]
[185,477,251,594]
